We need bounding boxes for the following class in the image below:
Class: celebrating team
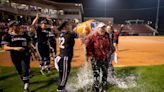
[1,13,123,92]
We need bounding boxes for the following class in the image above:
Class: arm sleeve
[1,34,11,45]
[85,35,94,57]
[71,31,78,38]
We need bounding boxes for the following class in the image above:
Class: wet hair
[58,21,69,31]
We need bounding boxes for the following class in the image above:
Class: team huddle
[1,13,124,92]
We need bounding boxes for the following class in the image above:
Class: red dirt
[0,36,164,68]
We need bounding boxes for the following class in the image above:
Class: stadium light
[75,3,81,7]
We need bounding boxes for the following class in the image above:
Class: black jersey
[1,32,31,55]
[59,31,77,57]
[29,31,37,44]
[109,31,114,44]
[49,32,56,43]
[36,26,49,44]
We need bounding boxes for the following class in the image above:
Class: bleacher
[113,24,157,36]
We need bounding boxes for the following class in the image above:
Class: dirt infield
[0,36,164,68]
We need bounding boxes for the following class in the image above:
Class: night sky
[52,0,164,33]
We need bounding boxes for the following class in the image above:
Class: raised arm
[120,24,124,32]
[32,13,39,26]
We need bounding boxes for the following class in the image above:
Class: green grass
[0,65,164,92]
[109,65,164,92]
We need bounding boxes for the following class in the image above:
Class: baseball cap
[8,21,20,27]
[58,21,69,31]
[97,22,106,28]
[41,20,48,24]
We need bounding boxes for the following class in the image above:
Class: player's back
[58,31,77,57]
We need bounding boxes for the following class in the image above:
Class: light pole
[105,0,107,17]
[155,0,160,31]
[80,3,84,22]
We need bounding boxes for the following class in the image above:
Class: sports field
[1,36,164,92]
[0,36,164,67]
[1,64,164,92]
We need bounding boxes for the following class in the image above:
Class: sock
[24,83,29,89]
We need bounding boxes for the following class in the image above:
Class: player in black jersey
[28,26,38,61]
[1,21,32,92]
[32,14,52,75]
[49,26,57,61]
[106,23,115,75]
[55,21,77,92]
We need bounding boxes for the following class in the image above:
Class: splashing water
[66,62,93,92]
[66,63,138,92]
[108,71,137,89]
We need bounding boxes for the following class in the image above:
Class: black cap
[8,21,20,27]
[58,21,69,31]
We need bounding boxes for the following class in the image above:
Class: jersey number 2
[59,37,65,49]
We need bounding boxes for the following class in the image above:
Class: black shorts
[10,52,30,77]
[36,43,50,61]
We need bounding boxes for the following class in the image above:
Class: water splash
[108,71,137,89]
[66,63,138,92]
[66,63,93,92]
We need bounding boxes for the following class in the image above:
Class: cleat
[23,88,29,92]
[56,89,67,92]
[23,83,29,92]
[40,69,45,75]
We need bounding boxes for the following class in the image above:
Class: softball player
[32,14,51,75]
[106,24,116,78]
[1,21,32,92]
[49,26,57,60]
[55,21,77,92]
[114,24,124,52]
